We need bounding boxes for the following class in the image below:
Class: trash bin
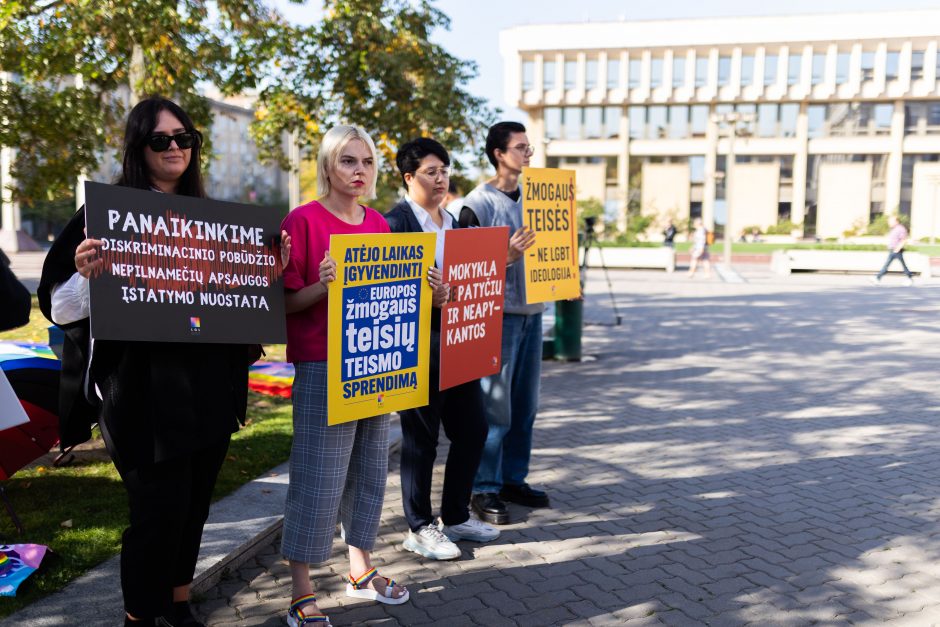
[553,298,582,361]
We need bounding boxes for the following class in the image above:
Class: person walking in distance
[871,214,915,286]
[687,217,711,278]
[459,121,549,525]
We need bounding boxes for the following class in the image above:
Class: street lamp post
[710,111,755,271]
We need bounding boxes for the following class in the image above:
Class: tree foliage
[250,0,494,195]
[0,0,293,205]
[0,0,493,210]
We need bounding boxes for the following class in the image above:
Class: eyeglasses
[510,143,535,156]
[147,131,199,152]
[416,166,451,179]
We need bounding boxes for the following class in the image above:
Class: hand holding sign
[507,226,536,264]
[427,266,451,308]
[75,237,105,279]
[319,251,337,286]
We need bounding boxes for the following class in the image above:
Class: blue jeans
[473,312,543,494]
[877,251,913,279]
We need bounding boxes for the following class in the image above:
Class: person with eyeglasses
[457,121,549,526]
[383,138,498,561]
[38,97,276,627]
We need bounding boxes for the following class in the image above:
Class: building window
[605,107,621,138]
[764,54,778,85]
[672,55,685,87]
[668,105,688,139]
[718,55,731,86]
[648,106,667,138]
[522,61,534,91]
[563,107,581,139]
[911,51,925,81]
[873,103,893,134]
[811,53,826,85]
[629,106,645,139]
[885,51,900,81]
[860,51,875,82]
[607,58,620,89]
[650,57,663,88]
[787,53,802,85]
[689,156,706,184]
[757,103,778,137]
[628,58,642,88]
[836,52,850,84]
[545,107,562,139]
[584,107,602,138]
[565,59,577,89]
[807,104,826,138]
[585,59,598,89]
[544,61,556,90]
[695,56,708,87]
[780,103,799,137]
[741,55,755,86]
[690,105,708,137]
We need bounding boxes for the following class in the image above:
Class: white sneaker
[440,517,500,543]
[402,525,461,560]
[869,276,881,285]
[905,277,915,286]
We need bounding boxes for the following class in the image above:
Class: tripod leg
[0,485,24,535]
[594,247,622,326]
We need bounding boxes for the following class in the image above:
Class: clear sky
[273,0,940,122]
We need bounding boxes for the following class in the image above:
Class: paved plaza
[181,266,940,626]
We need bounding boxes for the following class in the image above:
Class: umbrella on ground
[0,342,62,533]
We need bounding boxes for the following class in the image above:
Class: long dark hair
[116,97,206,198]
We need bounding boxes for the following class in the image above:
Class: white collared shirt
[405,196,453,268]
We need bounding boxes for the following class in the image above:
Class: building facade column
[885,99,905,214]
[791,103,809,228]
[703,105,718,230]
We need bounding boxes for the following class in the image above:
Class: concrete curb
[1,415,402,627]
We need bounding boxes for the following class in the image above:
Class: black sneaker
[471,492,510,525]
[499,484,550,508]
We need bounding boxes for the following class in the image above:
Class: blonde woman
[280,126,409,626]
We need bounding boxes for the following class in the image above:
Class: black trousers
[399,331,488,531]
[116,437,230,619]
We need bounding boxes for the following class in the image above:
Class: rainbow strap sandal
[345,567,410,605]
[286,593,330,626]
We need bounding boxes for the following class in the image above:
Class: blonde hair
[317,125,378,199]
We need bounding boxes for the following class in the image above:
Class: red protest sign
[439,226,510,391]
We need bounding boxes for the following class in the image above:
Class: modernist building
[500,10,940,240]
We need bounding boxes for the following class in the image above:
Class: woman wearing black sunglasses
[38,97,266,627]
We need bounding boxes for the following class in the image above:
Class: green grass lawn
[0,302,293,617]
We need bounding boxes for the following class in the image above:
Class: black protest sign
[84,182,286,344]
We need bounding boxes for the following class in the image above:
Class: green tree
[250,0,495,202]
[0,0,296,207]
[1,0,493,213]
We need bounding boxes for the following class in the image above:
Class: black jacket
[384,199,457,331]
[0,249,30,332]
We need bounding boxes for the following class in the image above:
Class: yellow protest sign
[327,232,435,425]
[522,167,581,303]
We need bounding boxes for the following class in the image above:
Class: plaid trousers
[281,361,390,564]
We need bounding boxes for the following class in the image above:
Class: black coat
[0,249,31,332]
[38,207,251,470]
[384,199,458,331]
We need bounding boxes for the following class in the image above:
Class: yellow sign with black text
[522,167,581,303]
[327,232,435,425]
